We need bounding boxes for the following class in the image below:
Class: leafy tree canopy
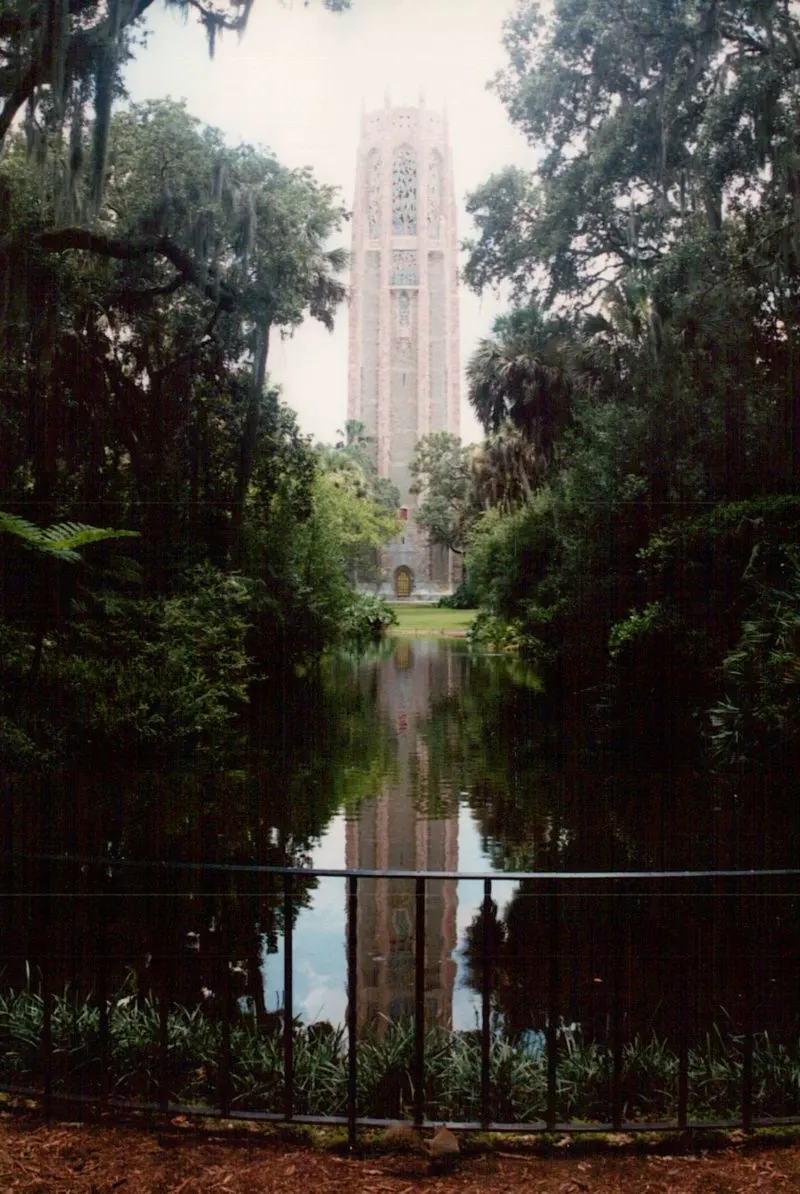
[464,0,800,309]
[315,421,400,583]
[0,0,352,208]
[0,97,347,572]
[409,432,479,556]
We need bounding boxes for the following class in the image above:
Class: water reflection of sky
[266,806,516,1031]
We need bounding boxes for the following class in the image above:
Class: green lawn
[386,603,475,636]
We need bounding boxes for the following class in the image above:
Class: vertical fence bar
[677,957,689,1130]
[219,916,232,1119]
[98,876,109,1108]
[413,876,426,1128]
[41,851,54,1118]
[42,963,53,1118]
[611,881,623,1132]
[346,875,358,1151]
[158,974,170,1114]
[3,798,12,977]
[480,878,492,1128]
[741,882,754,1133]
[283,871,294,1122]
[742,1005,754,1131]
[546,880,559,1132]
[611,998,623,1128]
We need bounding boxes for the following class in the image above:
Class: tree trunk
[230,320,271,563]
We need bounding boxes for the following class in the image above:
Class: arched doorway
[394,565,414,598]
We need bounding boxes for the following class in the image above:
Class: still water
[4,636,800,1046]
[268,637,519,1033]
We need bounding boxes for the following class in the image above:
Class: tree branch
[0,0,157,150]
[37,226,237,310]
[149,302,223,380]
[117,272,188,308]
[0,59,42,147]
[0,0,107,38]
[180,0,253,34]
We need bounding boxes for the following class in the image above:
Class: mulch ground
[1,1113,799,1193]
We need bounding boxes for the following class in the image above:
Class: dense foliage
[458,0,800,766]
[0,88,395,766]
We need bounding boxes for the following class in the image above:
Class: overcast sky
[124,0,534,445]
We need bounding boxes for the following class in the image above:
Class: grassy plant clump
[2,983,800,1125]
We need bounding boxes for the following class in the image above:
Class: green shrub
[438,578,477,610]
[338,592,397,645]
[1,564,253,764]
[709,545,800,763]
[608,602,669,661]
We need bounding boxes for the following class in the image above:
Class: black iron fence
[2,854,800,1145]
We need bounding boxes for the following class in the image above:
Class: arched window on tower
[367,150,381,238]
[427,150,442,238]
[392,146,417,235]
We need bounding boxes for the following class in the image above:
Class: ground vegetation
[3,983,800,1126]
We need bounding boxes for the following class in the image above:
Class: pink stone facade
[348,101,461,598]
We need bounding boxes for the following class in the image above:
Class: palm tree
[472,424,546,513]
[466,305,574,460]
[577,277,664,385]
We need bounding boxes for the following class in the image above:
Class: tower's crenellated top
[360,103,448,145]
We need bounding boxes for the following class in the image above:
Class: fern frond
[0,512,139,561]
[0,511,46,544]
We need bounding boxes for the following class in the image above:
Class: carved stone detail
[394,337,415,363]
[367,150,381,239]
[391,250,417,286]
[397,290,411,332]
[427,151,442,238]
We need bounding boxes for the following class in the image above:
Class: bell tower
[347,99,461,598]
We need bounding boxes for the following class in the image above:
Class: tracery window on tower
[391,250,417,286]
[367,150,381,239]
[392,146,417,235]
[427,151,442,238]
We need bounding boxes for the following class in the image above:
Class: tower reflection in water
[346,640,458,1031]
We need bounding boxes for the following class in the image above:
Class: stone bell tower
[347,97,461,599]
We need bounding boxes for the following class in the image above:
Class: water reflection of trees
[462,877,800,1051]
[415,651,800,1047]
[3,669,397,1018]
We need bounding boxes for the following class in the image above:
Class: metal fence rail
[2,854,800,1146]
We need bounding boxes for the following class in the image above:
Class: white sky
[124,0,534,445]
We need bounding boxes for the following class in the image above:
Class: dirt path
[1,1114,799,1194]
